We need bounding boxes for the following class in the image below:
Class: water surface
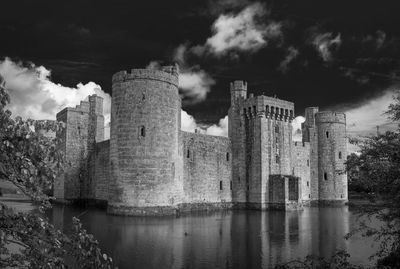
[47,206,381,269]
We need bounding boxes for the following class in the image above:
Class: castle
[54,64,348,216]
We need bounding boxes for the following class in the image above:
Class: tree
[277,93,400,269]
[0,77,114,268]
[344,93,400,268]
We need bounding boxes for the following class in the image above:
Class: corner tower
[228,81,247,203]
[315,112,348,204]
[108,65,184,215]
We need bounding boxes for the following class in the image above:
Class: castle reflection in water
[50,206,378,269]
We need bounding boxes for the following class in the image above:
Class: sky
[0,0,400,139]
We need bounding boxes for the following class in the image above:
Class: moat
[45,205,379,269]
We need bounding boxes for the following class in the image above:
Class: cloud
[181,110,228,137]
[362,30,386,49]
[179,69,215,104]
[205,115,228,136]
[342,87,399,136]
[147,59,215,105]
[311,32,342,62]
[278,46,299,73]
[292,116,305,142]
[194,2,282,57]
[376,30,386,49]
[0,57,111,139]
[173,44,187,65]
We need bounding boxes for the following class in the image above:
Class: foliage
[274,250,364,269]
[344,94,400,268]
[0,77,114,268]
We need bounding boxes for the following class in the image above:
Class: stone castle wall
[292,142,311,201]
[91,140,110,201]
[55,102,90,200]
[315,112,348,203]
[182,131,232,205]
[54,68,348,215]
[108,66,184,215]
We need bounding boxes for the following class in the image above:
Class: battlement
[240,95,295,121]
[112,64,179,87]
[315,111,346,124]
[230,80,247,91]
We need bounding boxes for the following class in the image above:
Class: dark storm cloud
[2,0,400,132]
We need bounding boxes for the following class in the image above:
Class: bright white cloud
[147,59,215,105]
[344,88,398,136]
[179,69,215,104]
[181,110,228,137]
[205,115,228,136]
[311,32,342,62]
[0,57,111,139]
[292,116,305,141]
[197,2,282,56]
[181,110,198,133]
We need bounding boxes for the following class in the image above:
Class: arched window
[326,131,329,138]
[226,152,230,161]
[220,181,223,190]
[186,149,190,158]
[307,181,309,187]
[230,181,232,190]
[324,172,328,180]
[339,151,342,159]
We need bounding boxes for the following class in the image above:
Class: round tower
[315,111,348,204]
[108,65,183,215]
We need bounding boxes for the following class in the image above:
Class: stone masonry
[54,64,348,215]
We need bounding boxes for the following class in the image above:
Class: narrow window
[238,177,240,182]
[324,172,328,180]
[276,155,280,164]
[187,149,190,158]
[307,181,309,187]
[309,194,311,198]
[276,137,279,143]
[230,181,232,190]
[326,131,329,138]
[247,184,250,191]
[275,125,279,133]
[220,181,223,190]
[142,93,146,100]
[340,194,343,198]
[140,126,146,137]
[339,151,342,159]
[226,152,230,161]
[307,160,309,166]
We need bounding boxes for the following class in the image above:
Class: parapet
[315,111,346,124]
[112,64,179,87]
[230,80,247,91]
[241,95,295,121]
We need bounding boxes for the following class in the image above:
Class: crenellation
[54,64,348,215]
